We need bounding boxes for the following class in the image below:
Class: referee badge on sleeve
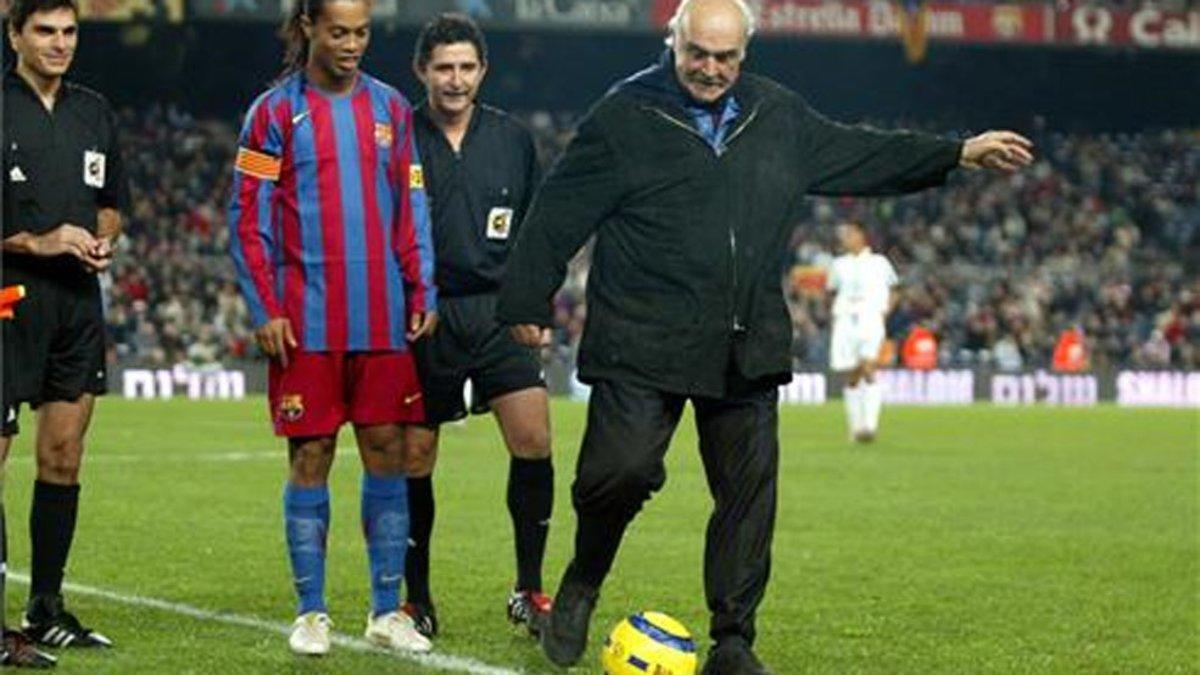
[486,207,514,240]
[83,150,106,188]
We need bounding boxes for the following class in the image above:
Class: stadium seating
[103,105,1198,370]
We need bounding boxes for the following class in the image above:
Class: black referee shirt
[413,103,540,299]
[2,69,129,282]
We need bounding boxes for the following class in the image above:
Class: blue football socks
[283,483,330,615]
[361,473,409,617]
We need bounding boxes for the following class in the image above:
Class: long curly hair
[279,0,331,78]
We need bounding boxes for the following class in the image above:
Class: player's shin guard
[283,483,330,615]
[404,476,434,604]
[507,457,553,592]
[843,384,863,436]
[361,474,408,617]
[1,501,6,639]
[863,382,883,433]
[29,481,79,601]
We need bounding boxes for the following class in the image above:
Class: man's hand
[255,317,298,367]
[407,311,438,342]
[84,236,115,273]
[31,224,107,268]
[960,131,1034,172]
[510,324,551,348]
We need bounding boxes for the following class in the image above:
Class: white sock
[862,381,883,433]
[843,384,863,436]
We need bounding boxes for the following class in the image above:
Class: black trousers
[569,373,779,645]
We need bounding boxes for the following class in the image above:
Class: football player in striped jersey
[227,0,438,656]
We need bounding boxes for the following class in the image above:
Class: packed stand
[783,128,1200,371]
[102,105,1197,372]
[104,104,248,369]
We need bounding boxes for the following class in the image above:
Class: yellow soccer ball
[601,611,698,675]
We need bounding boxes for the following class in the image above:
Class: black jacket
[497,54,962,397]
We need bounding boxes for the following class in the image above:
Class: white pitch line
[5,447,384,465]
[7,573,524,675]
[4,452,279,465]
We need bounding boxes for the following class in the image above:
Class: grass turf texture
[2,400,1195,674]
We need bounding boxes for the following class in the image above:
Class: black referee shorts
[413,293,544,426]
[2,275,107,436]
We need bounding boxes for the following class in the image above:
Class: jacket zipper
[650,108,709,146]
[721,108,759,156]
[648,105,761,333]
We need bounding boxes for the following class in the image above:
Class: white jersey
[827,248,897,322]
[827,248,896,371]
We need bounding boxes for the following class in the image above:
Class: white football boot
[288,612,332,656]
[364,610,433,652]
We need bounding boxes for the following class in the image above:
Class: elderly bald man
[498,0,1033,671]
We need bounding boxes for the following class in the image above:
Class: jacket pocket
[580,309,684,377]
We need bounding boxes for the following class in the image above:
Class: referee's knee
[36,437,84,484]
[403,428,438,477]
[507,426,551,460]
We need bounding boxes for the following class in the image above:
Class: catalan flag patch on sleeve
[410,164,425,189]
[235,147,282,181]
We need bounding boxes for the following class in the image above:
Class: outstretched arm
[800,97,1034,196]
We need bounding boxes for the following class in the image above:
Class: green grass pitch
[2,399,1195,673]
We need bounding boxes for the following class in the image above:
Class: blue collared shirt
[683,96,741,153]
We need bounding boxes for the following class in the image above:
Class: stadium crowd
[102,104,1198,372]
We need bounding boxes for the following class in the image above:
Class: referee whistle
[0,285,27,320]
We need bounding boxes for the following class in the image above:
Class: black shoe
[540,581,598,667]
[22,596,112,649]
[1,630,56,668]
[401,600,439,639]
[701,638,770,675]
[506,589,553,637]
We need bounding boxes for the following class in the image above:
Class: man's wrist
[6,232,42,256]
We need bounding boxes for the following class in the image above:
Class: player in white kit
[827,222,897,442]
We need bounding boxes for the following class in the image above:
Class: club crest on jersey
[278,394,305,422]
[410,165,424,189]
[374,122,393,148]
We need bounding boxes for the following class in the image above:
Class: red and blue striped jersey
[228,71,436,352]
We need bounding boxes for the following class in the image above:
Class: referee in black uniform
[400,13,553,640]
[2,0,125,651]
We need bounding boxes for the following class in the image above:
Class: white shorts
[830,316,885,372]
